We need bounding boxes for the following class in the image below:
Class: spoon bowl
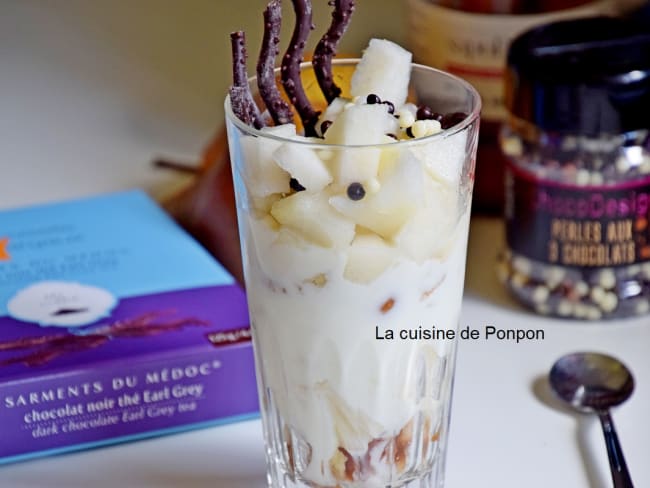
[550,352,635,412]
[549,352,635,488]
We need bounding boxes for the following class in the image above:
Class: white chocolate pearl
[535,303,551,315]
[615,155,631,173]
[642,262,650,278]
[411,120,429,138]
[512,256,532,275]
[557,300,573,316]
[532,286,550,304]
[575,281,589,297]
[586,307,603,320]
[636,300,650,315]
[576,169,590,186]
[397,109,415,129]
[590,286,605,304]
[574,303,589,319]
[590,172,604,185]
[600,292,618,313]
[424,119,442,135]
[543,266,565,288]
[599,269,616,289]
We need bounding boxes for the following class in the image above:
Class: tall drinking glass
[225,60,480,488]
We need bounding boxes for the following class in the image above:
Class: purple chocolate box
[0,191,258,464]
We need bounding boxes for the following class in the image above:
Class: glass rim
[224,59,481,149]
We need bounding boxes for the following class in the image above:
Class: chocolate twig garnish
[281,0,320,136]
[257,0,294,126]
[230,31,265,129]
[0,311,209,367]
[313,0,355,103]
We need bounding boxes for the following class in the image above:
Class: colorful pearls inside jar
[498,17,650,319]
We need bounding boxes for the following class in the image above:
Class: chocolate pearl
[366,94,381,105]
[320,120,333,135]
[406,126,415,138]
[347,182,366,201]
[440,111,467,129]
[290,177,305,192]
[416,105,434,120]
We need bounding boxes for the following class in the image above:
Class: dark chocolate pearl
[346,182,366,201]
[440,111,467,129]
[385,133,398,140]
[382,100,395,114]
[416,105,434,120]
[320,120,333,135]
[406,126,415,138]
[366,94,381,105]
[290,177,305,192]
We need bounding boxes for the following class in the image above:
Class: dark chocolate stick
[231,31,249,87]
[257,0,294,126]
[229,31,265,129]
[313,0,355,103]
[281,0,320,136]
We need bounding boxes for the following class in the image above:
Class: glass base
[265,458,446,488]
[256,346,457,488]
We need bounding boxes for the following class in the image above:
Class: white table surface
[1,2,649,487]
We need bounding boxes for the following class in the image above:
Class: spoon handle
[598,411,634,488]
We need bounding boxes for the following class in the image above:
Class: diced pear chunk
[395,178,458,262]
[350,39,412,108]
[240,124,296,197]
[251,194,282,216]
[324,103,398,146]
[270,192,355,248]
[317,97,348,136]
[273,143,333,193]
[329,152,424,239]
[409,130,468,190]
[324,104,398,187]
[344,232,396,283]
[246,216,338,284]
[334,147,381,187]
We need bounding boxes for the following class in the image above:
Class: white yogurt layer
[244,209,469,485]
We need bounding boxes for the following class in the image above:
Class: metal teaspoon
[549,352,635,488]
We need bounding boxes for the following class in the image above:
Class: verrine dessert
[224,1,480,486]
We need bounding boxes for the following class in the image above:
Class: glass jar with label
[498,16,650,319]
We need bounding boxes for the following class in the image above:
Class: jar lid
[506,16,650,135]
